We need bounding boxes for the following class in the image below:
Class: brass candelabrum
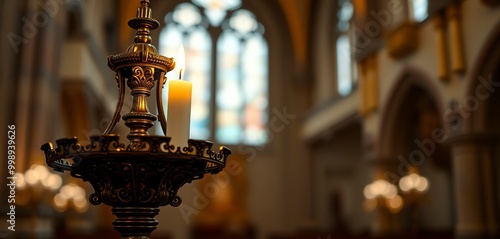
[41,1,231,238]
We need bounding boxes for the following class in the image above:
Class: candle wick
[179,69,183,80]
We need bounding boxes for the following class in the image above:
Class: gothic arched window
[159,0,269,146]
[336,0,356,96]
[410,0,428,22]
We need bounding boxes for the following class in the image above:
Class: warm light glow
[15,173,26,189]
[364,178,403,212]
[25,169,38,185]
[363,199,377,212]
[364,179,399,199]
[60,185,72,199]
[176,44,185,79]
[33,164,49,180]
[399,173,429,193]
[385,185,398,199]
[44,174,63,191]
[54,183,87,212]
[363,185,375,199]
[60,183,86,199]
[386,195,404,213]
[73,197,88,210]
[416,177,429,192]
[24,164,60,187]
[54,194,68,208]
[76,186,86,198]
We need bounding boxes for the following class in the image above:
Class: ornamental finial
[128,0,159,44]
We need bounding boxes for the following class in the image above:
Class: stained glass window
[336,0,356,96]
[160,3,212,140]
[337,35,352,96]
[410,0,428,22]
[159,1,268,145]
[192,0,241,26]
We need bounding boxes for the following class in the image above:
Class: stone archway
[378,68,446,160]
[376,68,453,235]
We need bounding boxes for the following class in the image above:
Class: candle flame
[176,44,185,80]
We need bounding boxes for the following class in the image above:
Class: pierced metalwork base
[41,135,230,238]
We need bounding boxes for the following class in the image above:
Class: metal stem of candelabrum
[41,1,231,238]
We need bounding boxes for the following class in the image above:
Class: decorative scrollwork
[139,188,155,203]
[117,188,133,203]
[107,52,174,73]
[170,196,182,207]
[128,66,156,91]
[89,193,101,205]
[129,140,150,151]
[42,134,231,208]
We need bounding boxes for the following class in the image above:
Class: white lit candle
[167,44,192,148]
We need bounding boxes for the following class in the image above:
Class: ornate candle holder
[41,1,231,238]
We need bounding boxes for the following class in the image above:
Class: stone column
[448,133,499,239]
[13,0,39,173]
[29,0,67,166]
